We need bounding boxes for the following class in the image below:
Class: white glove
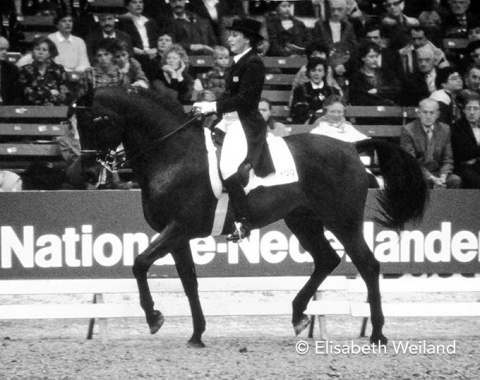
[192,101,217,115]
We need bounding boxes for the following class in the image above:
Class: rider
[193,18,274,241]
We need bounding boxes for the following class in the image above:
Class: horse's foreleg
[132,224,181,335]
[285,209,341,336]
[173,243,206,348]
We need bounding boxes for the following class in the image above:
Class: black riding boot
[224,172,251,242]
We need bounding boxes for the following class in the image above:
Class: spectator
[462,64,480,96]
[85,10,133,65]
[380,0,419,49]
[163,0,217,56]
[17,36,71,106]
[157,31,174,58]
[187,0,233,44]
[441,0,480,39]
[258,97,290,137]
[291,57,339,124]
[468,24,480,41]
[194,45,230,101]
[117,0,160,80]
[451,93,480,188]
[398,25,449,75]
[310,94,380,188]
[291,41,340,99]
[80,38,129,97]
[0,36,19,105]
[151,44,193,104]
[360,23,405,80]
[430,66,464,124]
[400,98,461,188]
[402,44,438,106]
[111,39,149,88]
[311,0,357,51]
[48,12,90,72]
[349,41,403,106]
[56,115,81,167]
[265,1,311,57]
[418,2,443,45]
[457,40,480,74]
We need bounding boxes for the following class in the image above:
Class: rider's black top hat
[227,18,264,42]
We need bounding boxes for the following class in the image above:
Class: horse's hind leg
[333,225,387,345]
[284,208,341,336]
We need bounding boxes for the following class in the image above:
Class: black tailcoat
[216,49,274,177]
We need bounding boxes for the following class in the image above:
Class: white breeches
[218,112,248,179]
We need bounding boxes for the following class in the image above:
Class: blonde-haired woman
[151,44,193,104]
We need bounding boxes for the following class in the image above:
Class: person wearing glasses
[430,67,464,125]
[380,0,419,49]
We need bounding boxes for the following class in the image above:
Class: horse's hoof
[147,310,165,335]
[293,315,310,336]
[187,338,206,348]
[370,334,388,346]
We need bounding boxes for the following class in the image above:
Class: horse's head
[75,86,190,171]
[73,88,130,170]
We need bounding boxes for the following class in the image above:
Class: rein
[91,111,204,173]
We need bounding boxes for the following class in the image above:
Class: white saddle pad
[204,129,299,199]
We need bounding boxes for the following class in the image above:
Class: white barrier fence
[1,275,479,342]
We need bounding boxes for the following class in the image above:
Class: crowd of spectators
[0,0,480,190]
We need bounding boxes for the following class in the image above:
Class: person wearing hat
[193,17,275,242]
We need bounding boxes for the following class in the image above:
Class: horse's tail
[355,138,429,230]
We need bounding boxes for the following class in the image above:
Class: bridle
[82,110,205,173]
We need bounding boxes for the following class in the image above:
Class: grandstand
[0,0,476,186]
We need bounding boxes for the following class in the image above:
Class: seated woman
[310,95,380,188]
[151,44,193,104]
[81,38,129,96]
[265,1,311,57]
[348,41,402,107]
[17,36,71,106]
[111,39,149,88]
[291,57,339,124]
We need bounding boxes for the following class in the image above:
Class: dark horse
[79,87,428,347]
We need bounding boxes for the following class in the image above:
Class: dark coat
[441,11,480,38]
[451,118,480,165]
[266,15,311,57]
[311,19,357,50]
[402,71,431,107]
[0,61,19,105]
[400,119,454,177]
[117,16,160,51]
[291,82,339,124]
[216,49,274,177]
[451,117,480,188]
[117,16,160,80]
[163,11,219,54]
[348,68,402,106]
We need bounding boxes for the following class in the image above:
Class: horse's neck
[122,121,205,179]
